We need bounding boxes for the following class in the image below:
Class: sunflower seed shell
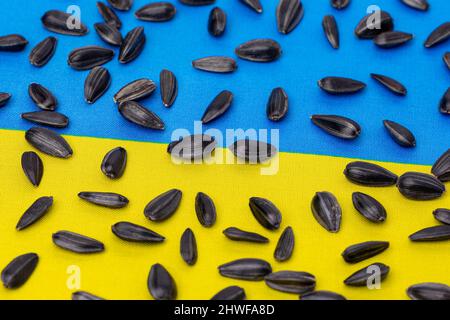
[195,192,217,227]
[25,127,73,158]
[223,227,269,243]
[68,46,114,70]
[322,15,339,49]
[160,69,178,107]
[344,263,390,286]
[147,263,177,300]
[407,283,450,300]
[401,0,429,11]
[28,83,57,111]
[267,87,288,121]
[371,73,407,95]
[41,10,88,36]
[135,2,177,22]
[118,101,165,130]
[114,79,156,104]
[52,231,105,253]
[193,56,236,73]
[300,290,346,300]
[240,0,262,13]
[144,189,182,221]
[72,291,104,300]
[265,271,315,294]
[311,115,361,140]
[229,139,278,163]
[29,36,57,67]
[0,93,11,107]
[78,192,129,208]
[354,11,393,39]
[208,7,226,37]
[424,22,450,48]
[235,39,282,62]
[433,208,450,225]
[318,77,366,94]
[97,2,122,28]
[439,88,450,114]
[0,34,28,51]
[397,172,445,200]
[21,151,43,187]
[211,286,246,300]
[352,192,386,223]
[108,0,133,11]
[249,197,282,230]
[84,66,111,104]
[383,120,416,148]
[409,225,450,241]
[342,241,389,263]
[101,147,127,179]
[331,0,350,10]
[112,222,165,242]
[16,196,53,231]
[119,27,145,64]
[374,31,413,48]
[1,253,38,289]
[180,228,198,265]
[276,0,304,35]
[168,135,216,161]
[218,258,272,281]
[344,161,398,187]
[274,226,294,261]
[94,23,122,46]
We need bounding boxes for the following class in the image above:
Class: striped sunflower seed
[160,69,178,107]
[29,36,57,67]
[16,196,53,231]
[179,0,215,5]
[1,253,38,289]
[0,92,11,107]
[265,271,315,294]
[322,15,339,49]
[409,225,450,242]
[311,114,361,139]
[383,120,416,148]
[208,7,226,37]
[78,192,129,208]
[0,34,28,51]
[119,27,146,64]
[28,83,57,111]
[401,0,429,11]
[371,73,407,95]
[444,52,450,69]
[94,23,122,46]
[344,161,398,186]
[118,101,165,130]
[25,127,73,158]
[195,192,217,227]
[240,0,262,13]
[331,0,350,10]
[355,11,393,39]
[52,231,105,253]
[21,151,43,187]
[97,2,122,28]
[267,87,288,121]
[407,283,450,300]
[201,90,233,124]
[342,241,389,263]
[424,22,450,48]
[300,290,346,300]
[344,263,390,286]
[229,139,277,163]
[114,79,156,104]
[135,2,177,22]
[439,88,450,114]
[180,228,198,265]
[218,258,272,281]
[397,172,445,200]
[223,227,269,243]
[433,208,450,225]
[41,10,88,36]
[274,226,294,262]
[108,0,133,11]
[276,0,304,35]
[84,66,111,104]
[374,31,413,48]
[211,286,246,300]
[101,147,127,179]
[112,221,165,242]
[235,39,282,62]
[147,263,177,300]
[352,192,386,223]
[249,197,282,230]
[68,46,114,70]
[168,134,216,161]
[144,189,182,221]
[432,148,450,181]
[72,291,104,300]
[311,192,341,233]
[193,56,236,73]
[318,77,366,94]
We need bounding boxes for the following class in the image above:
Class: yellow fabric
[0,129,448,300]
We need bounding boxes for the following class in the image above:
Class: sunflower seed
[180,0,215,5]
[439,88,450,114]
[72,291,104,300]
[114,79,156,104]
[25,127,72,158]
[1,253,38,289]
[229,139,278,163]
[208,7,226,37]
[341,241,389,263]
[267,87,288,121]
[407,283,450,300]
[21,151,43,187]
[147,263,177,300]
[16,196,53,231]
[274,226,294,261]
[432,149,450,181]
[383,120,416,148]
[94,23,122,46]
[344,161,398,186]
[195,192,217,227]
[322,15,339,49]
[218,258,272,281]
[240,0,262,13]
[101,147,127,179]
[344,263,389,286]
[397,172,445,200]
[84,66,111,104]
[97,2,122,28]
[118,101,165,130]
[0,92,11,107]
[144,189,182,221]
[160,69,178,107]
[318,77,366,94]
[249,197,282,230]
[401,0,429,11]
[78,192,129,208]
[311,192,341,233]
[201,90,233,123]
[180,228,198,265]
[119,27,145,64]
[52,231,105,253]
[0,34,28,51]
[112,221,165,242]
[108,0,133,11]
[311,114,361,139]
[444,53,450,69]
[371,73,407,95]
[223,227,269,243]
[331,0,350,10]
[300,290,346,300]
[235,39,282,62]
[28,83,57,111]
[136,2,176,22]
[168,135,216,161]
[433,208,450,225]
[409,225,450,242]
[41,10,88,36]
[374,31,413,48]
[29,36,57,67]
[424,22,450,48]
[352,192,386,223]
[265,271,315,294]
[355,11,393,39]
[68,46,114,70]
[211,286,246,300]
[276,0,304,35]
[192,57,236,73]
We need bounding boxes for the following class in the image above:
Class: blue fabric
[0,0,449,165]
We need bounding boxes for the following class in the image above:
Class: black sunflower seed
[84,66,111,104]
[78,192,129,208]
[432,148,450,181]
[318,77,366,94]
[193,56,236,73]
[208,7,226,37]
[25,127,72,158]
[0,92,11,107]
[444,52,450,69]
[433,208,450,225]
[274,226,294,262]
[21,151,43,187]
[424,22,450,48]
[397,172,445,200]
[108,0,133,11]
[94,23,122,46]
[52,231,105,253]
[147,263,177,300]
[276,0,304,35]
[240,0,262,13]
[439,88,450,114]
[407,283,450,300]
[114,79,156,104]
[68,46,114,70]
[267,87,288,121]
[201,90,233,124]
[331,0,350,10]
[211,286,246,300]
[41,10,88,36]
[0,34,28,51]
[195,192,217,227]
[249,197,282,230]
[136,2,176,22]
[322,15,339,49]
[29,36,57,67]
[371,73,407,96]
[409,225,450,242]
[341,241,389,263]
[1,253,38,289]
[344,263,390,287]
[352,192,386,223]
[16,196,53,231]
[265,271,315,294]
[300,290,346,300]
[229,139,278,163]
[383,120,416,148]
[112,221,165,242]
[72,291,104,300]
[311,114,361,140]
[235,39,282,62]
[160,69,178,107]
[118,101,165,130]
[168,135,216,161]
[119,27,145,64]
[180,228,198,265]
[311,192,341,233]
[144,189,182,221]
[179,0,215,5]
[28,83,57,111]
[97,2,122,28]
[223,227,269,243]
[344,161,398,186]
[354,10,393,39]
[218,258,272,281]
[374,31,413,48]
[101,147,127,179]
[401,0,429,11]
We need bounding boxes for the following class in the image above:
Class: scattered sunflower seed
[229,139,278,163]
[168,134,216,161]
[28,83,57,111]
[397,172,445,200]
[318,77,366,94]
[344,161,398,186]
[16,196,53,231]
[78,192,129,208]
[144,189,182,221]
[322,15,339,49]
[211,286,246,300]
[136,2,177,22]
[101,147,127,179]
[235,39,282,62]
[439,88,450,114]
[25,127,73,159]
[407,283,450,300]
[223,227,269,243]
[274,226,294,262]
[276,0,304,35]
[208,7,226,37]
[300,290,346,300]
[193,56,236,73]
[112,221,165,242]
[180,228,198,265]
[249,197,282,230]
[352,192,387,223]
[424,22,450,48]
[401,0,429,11]
[267,87,288,121]
[433,208,450,225]
[444,53,450,69]
[341,241,389,263]
[160,69,178,107]
[0,34,28,51]
[202,90,233,123]
[147,263,177,300]
[371,73,407,95]
[119,27,146,64]
[409,225,450,242]
[195,192,217,227]
[383,120,416,148]
[21,151,43,187]
[41,10,88,36]
[311,192,342,233]
[179,0,215,5]
[355,10,393,39]
[265,271,315,294]
[94,23,122,46]
[331,0,350,10]
[344,263,390,286]
[432,148,450,181]
[97,2,122,28]
[1,253,38,289]
[311,114,361,140]
[374,31,413,48]
[72,291,104,300]
[108,0,133,11]
[29,36,57,67]
[52,230,105,254]
[118,101,165,130]
[218,258,272,281]
[68,46,114,70]
[240,0,262,13]
[114,79,156,104]
[84,66,111,104]
[0,92,11,107]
